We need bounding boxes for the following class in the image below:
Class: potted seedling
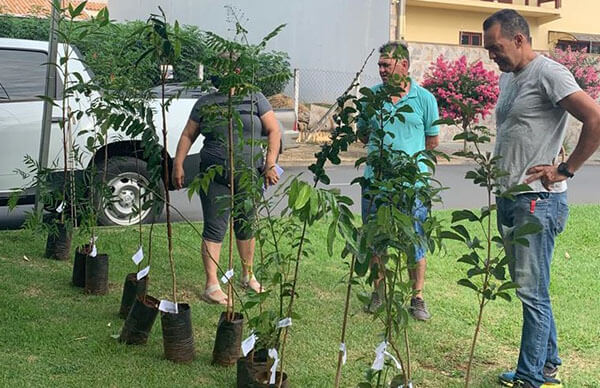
[130,8,194,361]
[437,104,542,388]
[198,18,289,368]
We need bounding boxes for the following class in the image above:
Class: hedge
[0,14,291,96]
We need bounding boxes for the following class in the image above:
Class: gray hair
[483,9,531,40]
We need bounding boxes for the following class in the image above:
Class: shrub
[422,55,499,126]
[550,46,600,100]
[0,15,291,95]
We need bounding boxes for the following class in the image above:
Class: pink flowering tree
[550,46,600,100]
[422,55,499,151]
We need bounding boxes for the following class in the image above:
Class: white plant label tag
[268,348,279,385]
[89,244,97,258]
[241,333,257,357]
[371,341,387,371]
[56,201,65,213]
[132,246,144,265]
[339,342,347,365]
[90,236,98,244]
[384,350,402,370]
[158,299,178,314]
[137,265,150,281]
[220,268,234,284]
[277,317,292,328]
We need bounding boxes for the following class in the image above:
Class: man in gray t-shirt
[483,9,600,388]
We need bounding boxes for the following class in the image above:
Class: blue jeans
[496,192,569,387]
[361,188,428,262]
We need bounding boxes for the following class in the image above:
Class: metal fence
[283,68,380,105]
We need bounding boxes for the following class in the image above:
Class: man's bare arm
[525,91,600,187]
[426,135,439,150]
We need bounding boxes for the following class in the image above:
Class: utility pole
[36,4,60,211]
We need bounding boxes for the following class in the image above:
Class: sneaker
[363,291,382,314]
[409,297,431,321]
[543,363,560,380]
[512,380,536,388]
[499,369,562,387]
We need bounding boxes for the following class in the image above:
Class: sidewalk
[279,139,600,168]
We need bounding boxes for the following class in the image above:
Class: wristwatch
[557,162,574,178]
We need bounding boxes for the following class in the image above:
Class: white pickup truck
[0,38,298,226]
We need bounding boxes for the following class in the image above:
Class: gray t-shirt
[189,92,272,167]
[494,55,581,193]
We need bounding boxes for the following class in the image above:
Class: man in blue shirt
[359,41,440,320]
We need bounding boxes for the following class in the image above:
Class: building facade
[397,0,600,83]
[395,0,596,142]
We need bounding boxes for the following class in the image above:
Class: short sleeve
[256,92,273,116]
[188,95,207,124]
[423,91,440,136]
[540,60,581,106]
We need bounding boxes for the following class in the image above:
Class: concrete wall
[107,0,389,102]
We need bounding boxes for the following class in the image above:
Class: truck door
[0,48,58,196]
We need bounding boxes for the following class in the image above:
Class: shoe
[200,284,228,305]
[363,291,383,314]
[409,297,431,321]
[512,380,536,388]
[241,274,263,293]
[499,369,562,387]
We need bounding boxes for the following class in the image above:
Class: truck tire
[96,156,164,226]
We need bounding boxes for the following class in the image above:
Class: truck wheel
[96,156,164,226]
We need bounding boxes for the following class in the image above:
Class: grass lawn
[0,205,599,387]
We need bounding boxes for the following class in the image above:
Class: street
[2,164,599,229]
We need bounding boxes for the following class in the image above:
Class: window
[0,49,47,101]
[556,40,600,54]
[460,32,482,47]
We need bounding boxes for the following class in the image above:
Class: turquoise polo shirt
[361,79,440,180]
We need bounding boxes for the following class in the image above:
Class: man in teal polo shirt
[359,41,440,320]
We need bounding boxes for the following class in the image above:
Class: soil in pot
[251,371,289,388]
[45,222,72,260]
[84,253,109,295]
[72,244,91,287]
[119,295,159,345]
[161,303,195,363]
[237,349,268,388]
[118,273,148,319]
[213,311,244,366]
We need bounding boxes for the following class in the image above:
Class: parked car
[0,38,298,226]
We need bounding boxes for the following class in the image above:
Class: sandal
[241,274,263,293]
[201,284,228,305]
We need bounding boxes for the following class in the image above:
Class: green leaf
[7,191,21,211]
[497,281,520,292]
[496,292,512,302]
[513,221,543,239]
[491,265,506,281]
[457,252,480,266]
[293,185,311,210]
[467,267,485,278]
[451,209,479,223]
[451,224,471,241]
[327,218,337,256]
[37,95,59,107]
[440,230,465,242]
[457,278,479,292]
[500,183,533,198]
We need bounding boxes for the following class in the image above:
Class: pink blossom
[549,47,600,100]
[423,55,499,125]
